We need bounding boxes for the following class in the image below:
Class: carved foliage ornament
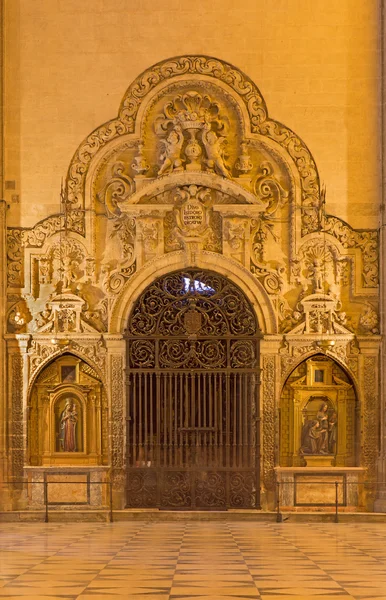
[65,55,320,233]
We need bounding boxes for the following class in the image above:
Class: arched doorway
[125,269,261,509]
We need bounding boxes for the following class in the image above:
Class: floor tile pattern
[1,521,386,599]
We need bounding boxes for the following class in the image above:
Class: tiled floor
[1,522,386,599]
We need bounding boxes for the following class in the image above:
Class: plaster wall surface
[3,0,381,229]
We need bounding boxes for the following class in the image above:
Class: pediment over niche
[286,293,352,336]
[116,174,269,222]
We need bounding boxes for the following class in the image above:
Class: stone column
[260,336,282,510]
[104,334,126,509]
[5,335,30,509]
[357,337,382,510]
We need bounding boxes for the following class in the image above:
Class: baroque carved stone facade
[1,56,381,512]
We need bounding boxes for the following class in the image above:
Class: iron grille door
[125,271,261,509]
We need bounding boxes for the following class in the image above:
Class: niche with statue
[280,356,357,467]
[28,354,108,466]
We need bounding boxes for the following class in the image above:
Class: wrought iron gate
[125,270,261,509]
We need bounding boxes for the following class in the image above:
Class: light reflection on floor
[1,521,386,599]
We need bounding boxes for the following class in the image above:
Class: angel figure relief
[158,125,185,175]
[202,122,231,178]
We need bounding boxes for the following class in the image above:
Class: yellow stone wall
[4,0,380,229]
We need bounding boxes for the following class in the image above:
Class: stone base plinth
[24,466,110,509]
[303,455,334,468]
[275,467,365,509]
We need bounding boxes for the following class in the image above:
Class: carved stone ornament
[131,141,150,176]
[7,211,85,288]
[65,56,320,234]
[155,91,231,176]
[111,354,124,470]
[323,215,378,289]
[164,185,219,255]
[11,354,24,479]
[262,355,276,491]
[287,293,351,335]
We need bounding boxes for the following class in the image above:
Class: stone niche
[278,355,363,508]
[26,353,109,508]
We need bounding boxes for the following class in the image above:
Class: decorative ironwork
[126,270,260,509]
[128,271,257,339]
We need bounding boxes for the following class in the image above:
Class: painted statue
[300,403,338,456]
[328,412,338,454]
[316,402,329,453]
[59,399,78,452]
[300,420,323,454]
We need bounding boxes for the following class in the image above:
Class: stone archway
[125,269,261,509]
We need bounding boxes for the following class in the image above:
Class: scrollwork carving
[71,339,107,375]
[97,161,135,217]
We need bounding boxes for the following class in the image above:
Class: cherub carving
[158,126,184,175]
[202,123,230,178]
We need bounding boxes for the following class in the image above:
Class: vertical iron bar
[156,374,161,467]
[276,481,283,522]
[203,372,207,465]
[133,373,137,465]
[139,372,142,461]
[209,373,213,466]
[226,374,230,468]
[109,480,113,523]
[44,480,48,523]
[163,374,167,467]
[144,372,148,463]
[335,481,339,523]
[169,372,173,467]
[233,373,237,468]
[174,373,178,466]
[150,373,154,464]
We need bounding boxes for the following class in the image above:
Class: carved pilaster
[0,201,8,505]
[105,336,126,508]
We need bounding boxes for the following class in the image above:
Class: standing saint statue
[59,399,78,452]
[316,402,329,454]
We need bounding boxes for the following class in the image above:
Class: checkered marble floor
[1,522,386,599]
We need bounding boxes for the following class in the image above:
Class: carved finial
[131,141,150,176]
[235,141,253,175]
